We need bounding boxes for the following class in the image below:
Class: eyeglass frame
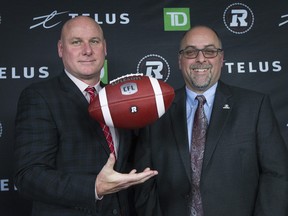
[179,46,223,59]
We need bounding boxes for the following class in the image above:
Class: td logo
[164,8,190,31]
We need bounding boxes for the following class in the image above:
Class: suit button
[184,194,191,200]
[112,209,118,215]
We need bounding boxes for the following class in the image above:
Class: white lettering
[120,13,129,24]
[259,61,269,72]
[0,66,49,79]
[230,9,248,27]
[225,62,234,73]
[106,14,116,24]
[68,13,130,25]
[238,62,245,73]
[248,62,257,73]
[272,61,281,72]
[0,179,9,191]
[39,66,49,78]
[0,67,7,78]
[166,12,187,26]
[68,13,78,19]
[145,61,163,79]
[224,61,282,73]
[12,67,21,78]
[131,106,138,113]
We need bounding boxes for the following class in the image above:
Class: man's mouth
[193,68,207,72]
[190,65,212,72]
[79,60,95,64]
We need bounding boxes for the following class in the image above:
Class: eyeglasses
[179,46,223,59]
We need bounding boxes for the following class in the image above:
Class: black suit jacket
[14,72,136,216]
[134,81,288,216]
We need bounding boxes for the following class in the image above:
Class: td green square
[164,8,190,31]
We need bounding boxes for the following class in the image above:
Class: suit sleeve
[13,86,96,209]
[254,95,288,216]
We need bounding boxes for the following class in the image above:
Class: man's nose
[82,43,93,55]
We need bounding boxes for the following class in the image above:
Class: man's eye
[72,40,81,45]
[91,39,100,44]
[204,49,216,55]
[186,50,197,55]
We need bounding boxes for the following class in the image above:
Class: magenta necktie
[85,86,116,157]
[190,95,208,216]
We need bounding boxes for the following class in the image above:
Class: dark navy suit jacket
[134,81,288,216]
[14,72,136,216]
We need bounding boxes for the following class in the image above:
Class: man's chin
[192,81,210,91]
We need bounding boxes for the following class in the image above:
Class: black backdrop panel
[0,1,287,215]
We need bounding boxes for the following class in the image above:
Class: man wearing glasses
[133,26,288,216]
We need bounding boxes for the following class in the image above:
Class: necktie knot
[85,86,96,103]
[196,95,206,106]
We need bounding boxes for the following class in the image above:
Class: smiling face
[178,26,224,94]
[58,16,106,85]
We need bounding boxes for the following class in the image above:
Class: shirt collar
[185,82,218,108]
[64,69,101,93]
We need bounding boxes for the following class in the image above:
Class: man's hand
[95,153,158,197]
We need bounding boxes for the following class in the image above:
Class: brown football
[88,74,175,129]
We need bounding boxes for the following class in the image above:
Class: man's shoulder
[218,81,266,98]
[19,73,67,99]
[25,72,66,90]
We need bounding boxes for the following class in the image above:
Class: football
[88,74,175,129]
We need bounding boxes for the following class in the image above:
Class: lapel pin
[223,104,230,109]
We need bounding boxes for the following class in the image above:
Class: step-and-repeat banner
[1,0,287,215]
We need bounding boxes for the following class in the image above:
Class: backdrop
[1,0,287,215]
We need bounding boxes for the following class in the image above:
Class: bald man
[14,16,157,216]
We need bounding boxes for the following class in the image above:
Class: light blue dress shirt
[186,83,217,151]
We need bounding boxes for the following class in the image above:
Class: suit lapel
[171,84,233,182]
[58,72,89,112]
[58,72,112,157]
[170,88,192,182]
[203,81,233,169]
